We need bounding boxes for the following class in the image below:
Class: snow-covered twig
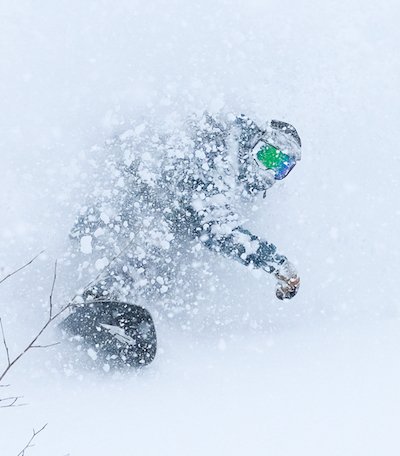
[16,423,47,456]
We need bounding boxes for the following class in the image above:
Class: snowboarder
[61,113,302,367]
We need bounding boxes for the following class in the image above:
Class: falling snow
[0,1,399,455]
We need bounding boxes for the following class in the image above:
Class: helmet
[269,120,302,150]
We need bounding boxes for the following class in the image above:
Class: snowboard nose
[60,301,157,368]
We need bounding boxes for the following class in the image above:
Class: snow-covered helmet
[251,120,301,180]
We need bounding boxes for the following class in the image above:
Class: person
[61,112,302,367]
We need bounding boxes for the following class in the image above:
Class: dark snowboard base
[60,301,157,368]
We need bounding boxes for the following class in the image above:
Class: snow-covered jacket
[70,113,296,294]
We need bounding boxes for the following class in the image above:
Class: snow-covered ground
[0,0,399,454]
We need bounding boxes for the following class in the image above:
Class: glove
[273,260,300,300]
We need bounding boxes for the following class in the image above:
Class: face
[252,140,298,181]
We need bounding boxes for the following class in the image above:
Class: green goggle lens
[256,144,296,180]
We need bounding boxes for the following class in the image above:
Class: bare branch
[0,395,21,402]
[0,256,71,383]
[0,317,10,366]
[17,423,47,456]
[0,239,136,384]
[0,251,45,286]
[49,260,58,319]
[0,304,70,383]
[1,397,18,407]
[0,395,26,408]
[31,342,60,349]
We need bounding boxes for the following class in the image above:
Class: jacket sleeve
[194,209,287,273]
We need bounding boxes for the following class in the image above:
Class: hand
[274,260,300,300]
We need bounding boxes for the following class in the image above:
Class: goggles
[252,141,297,180]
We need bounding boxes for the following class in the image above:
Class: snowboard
[60,301,157,368]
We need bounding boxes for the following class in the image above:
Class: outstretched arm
[202,225,284,271]
[198,223,300,300]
